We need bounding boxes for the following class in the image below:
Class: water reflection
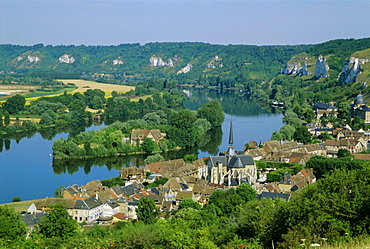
[183,88,280,116]
[0,121,100,152]
[51,126,223,174]
[52,156,138,175]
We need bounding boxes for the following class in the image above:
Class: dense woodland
[1,38,370,248]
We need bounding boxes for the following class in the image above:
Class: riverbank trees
[52,100,224,159]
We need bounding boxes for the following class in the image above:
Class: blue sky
[1,0,369,46]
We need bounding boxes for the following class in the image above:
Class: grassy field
[58,79,135,93]
[1,80,135,104]
[0,200,34,212]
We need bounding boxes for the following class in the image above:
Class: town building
[198,120,257,187]
[130,129,165,145]
[313,102,338,119]
[350,94,370,123]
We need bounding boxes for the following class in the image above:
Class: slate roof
[228,157,245,168]
[21,213,48,227]
[207,155,254,168]
[74,196,103,210]
[313,102,338,110]
[128,201,138,206]
[112,183,140,197]
[105,200,120,209]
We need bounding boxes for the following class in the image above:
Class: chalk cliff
[59,54,75,63]
[27,55,40,63]
[149,56,165,67]
[112,59,123,65]
[206,55,222,69]
[297,62,310,76]
[177,63,192,74]
[338,57,370,84]
[315,55,329,78]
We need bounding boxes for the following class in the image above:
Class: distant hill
[274,38,370,103]
[0,42,309,83]
[1,38,369,103]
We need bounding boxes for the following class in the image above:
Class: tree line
[52,100,224,159]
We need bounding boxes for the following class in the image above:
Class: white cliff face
[149,56,174,67]
[177,63,192,74]
[59,54,75,63]
[27,55,40,62]
[339,57,363,84]
[112,59,123,65]
[206,55,221,69]
[166,58,174,67]
[149,56,164,66]
[297,62,310,76]
[281,62,303,75]
[315,55,329,78]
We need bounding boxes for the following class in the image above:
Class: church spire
[229,118,234,146]
[226,118,236,157]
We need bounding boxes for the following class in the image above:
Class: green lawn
[24,87,76,98]
[0,200,34,213]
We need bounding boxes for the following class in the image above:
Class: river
[0,89,283,204]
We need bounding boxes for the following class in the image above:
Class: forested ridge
[0,42,309,84]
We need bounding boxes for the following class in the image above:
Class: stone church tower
[198,120,257,187]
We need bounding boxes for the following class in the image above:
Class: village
[19,94,370,229]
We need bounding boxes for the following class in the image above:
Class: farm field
[0,80,135,103]
[58,79,135,94]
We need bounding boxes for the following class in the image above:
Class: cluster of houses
[22,121,318,227]
[23,160,223,225]
[21,95,370,227]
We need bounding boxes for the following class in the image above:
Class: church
[350,94,370,123]
[198,120,257,187]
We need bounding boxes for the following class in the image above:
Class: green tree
[283,109,302,128]
[142,137,155,153]
[197,100,225,128]
[236,183,257,203]
[4,111,10,126]
[184,154,197,163]
[144,153,164,164]
[337,101,350,119]
[170,109,196,129]
[54,186,65,198]
[179,198,201,210]
[337,148,353,159]
[2,94,26,114]
[0,205,27,244]
[293,126,311,144]
[12,196,22,202]
[137,197,159,224]
[303,107,315,123]
[38,203,79,240]
[101,176,125,188]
